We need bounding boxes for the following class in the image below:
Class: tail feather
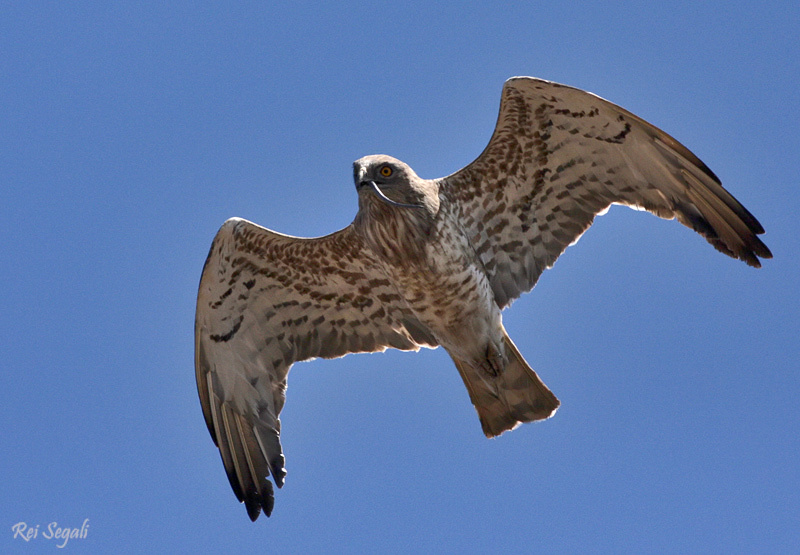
[452,331,559,438]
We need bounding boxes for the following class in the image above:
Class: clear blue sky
[2,2,798,553]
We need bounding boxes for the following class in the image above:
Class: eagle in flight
[195,77,771,520]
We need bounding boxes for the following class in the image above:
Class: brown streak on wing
[195,218,438,520]
[440,77,771,308]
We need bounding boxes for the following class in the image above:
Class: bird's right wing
[195,218,437,520]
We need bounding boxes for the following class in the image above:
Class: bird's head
[353,155,439,213]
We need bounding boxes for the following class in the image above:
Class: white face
[354,159,423,209]
[354,155,408,186]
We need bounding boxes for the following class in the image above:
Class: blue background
[3,2,798,553]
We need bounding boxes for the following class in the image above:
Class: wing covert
[195,218,436,520]
[441,77,771,308]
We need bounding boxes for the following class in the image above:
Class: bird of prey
[195,77,771,521]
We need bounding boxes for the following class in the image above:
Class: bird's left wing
[195,217,437,520]
[441,77,771,308]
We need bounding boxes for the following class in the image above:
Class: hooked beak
[360,180,424,209]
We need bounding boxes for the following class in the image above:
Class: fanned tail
[452,330,559,438]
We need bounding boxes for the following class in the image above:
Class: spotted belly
[388,242,502,359]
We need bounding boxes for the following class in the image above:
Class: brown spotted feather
[195,218,437,520]
[441,77,771,308]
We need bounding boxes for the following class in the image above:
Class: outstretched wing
[441,77,771,308]
[195,218,437,520]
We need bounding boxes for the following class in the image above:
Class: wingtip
[731,223,772,268]
[742,243,772,269]
[754,237,773,262]
[246,500,262,522]
[243,486,275,521]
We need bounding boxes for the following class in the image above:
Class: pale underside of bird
[195,76,771,521]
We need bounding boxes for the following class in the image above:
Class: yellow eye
[379,166,393,177]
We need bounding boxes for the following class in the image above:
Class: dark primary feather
[195,218,437,520]
[441,77,771,308]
